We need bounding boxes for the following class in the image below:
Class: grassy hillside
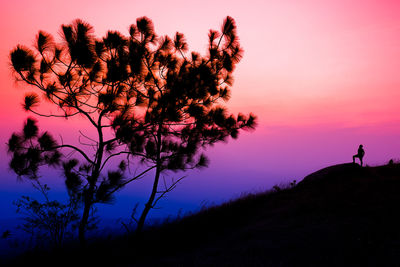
[5,162,400,266]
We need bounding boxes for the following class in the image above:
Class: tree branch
[55,144,94,165]
[152,175,186,208]
[102,165,157,200]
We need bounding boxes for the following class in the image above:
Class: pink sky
[1,0,400,205]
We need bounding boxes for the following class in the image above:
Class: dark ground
[3,162,400,266]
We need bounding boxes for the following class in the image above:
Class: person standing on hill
[353,144,365,166]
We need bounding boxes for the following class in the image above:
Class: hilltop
[4,162,400,266]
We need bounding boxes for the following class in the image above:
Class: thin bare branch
[152,176,187,208]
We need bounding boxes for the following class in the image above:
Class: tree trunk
[78,199,92,246]
[136,164,161,233]
[78,126,104,245]
[78,183,96,246]
[136,120,163,234]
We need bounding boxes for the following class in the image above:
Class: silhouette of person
[353,144,365,166]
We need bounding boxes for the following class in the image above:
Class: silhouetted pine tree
[8,20,154,245]
[112,16,256,232]
[8,16,256,242]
